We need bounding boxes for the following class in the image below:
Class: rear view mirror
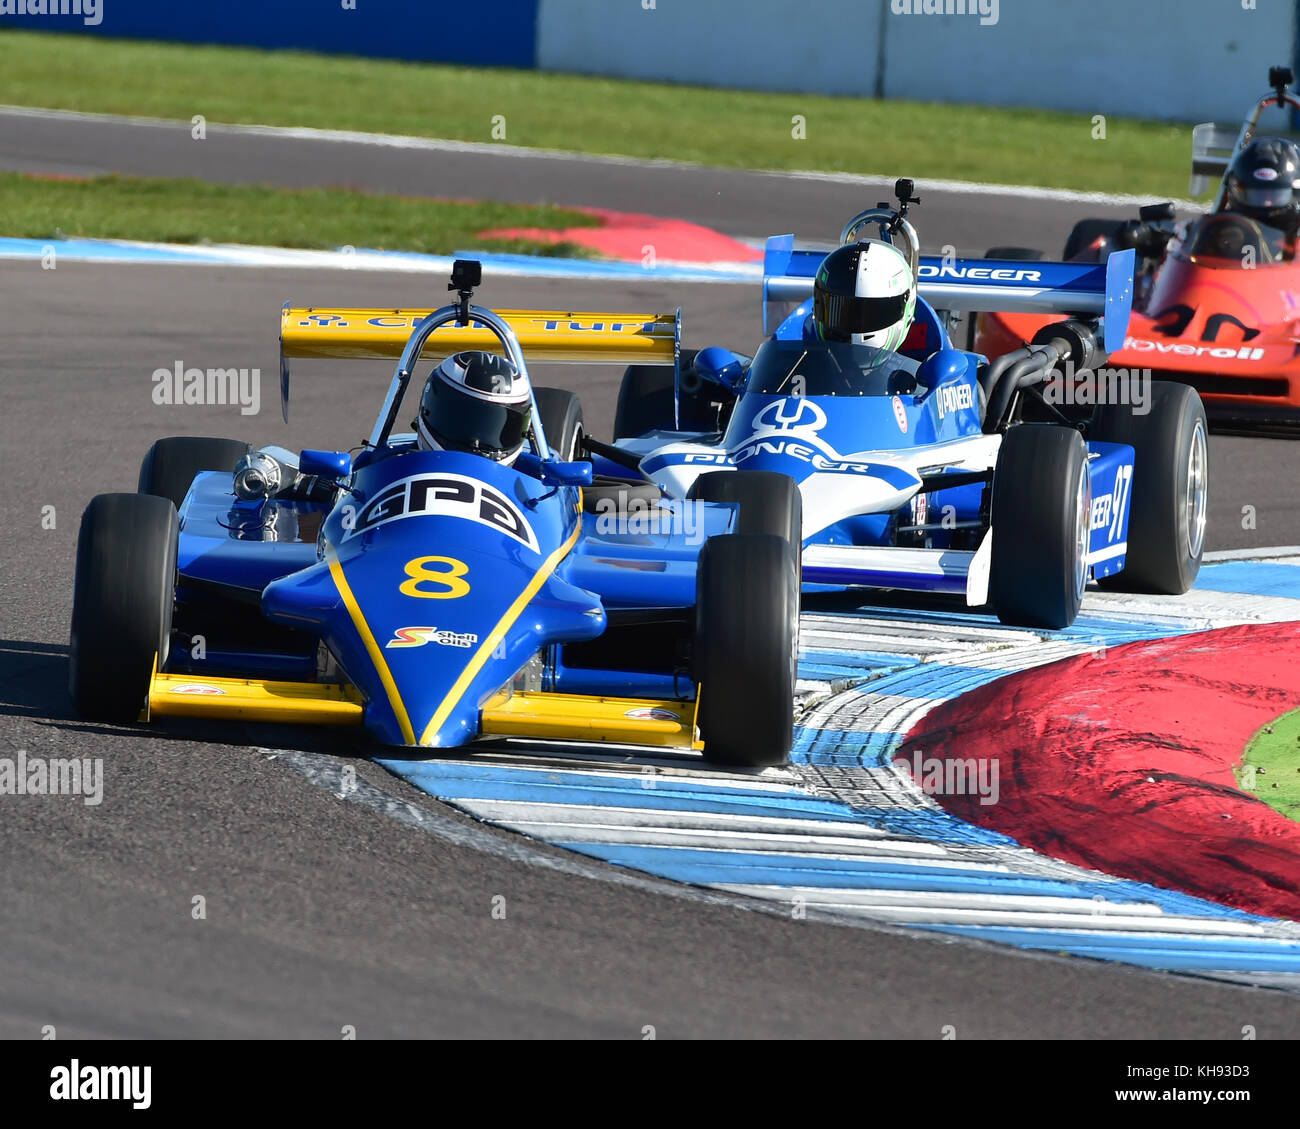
[299,449,353,480]
[516,451,592,487]
[540,459,593,488]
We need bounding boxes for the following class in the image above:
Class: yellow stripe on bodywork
[327,547,417,746]
[419,517,583,747]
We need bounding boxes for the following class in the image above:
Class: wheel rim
[1073,459,1091,601]
[1185,418,1208,559]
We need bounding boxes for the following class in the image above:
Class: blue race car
[590,181,1209,630]
[68,263,802,768]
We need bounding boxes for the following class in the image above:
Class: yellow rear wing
[281,307,679,364]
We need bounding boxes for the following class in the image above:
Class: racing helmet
[812,240,917,351]
[1224,138,1300,233]
[414,350,532,464]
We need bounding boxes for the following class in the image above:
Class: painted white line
[0,104,1204,210]
[1204,546,1300,562]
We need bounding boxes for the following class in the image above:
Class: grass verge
[0,171,598,255]
[0,30,1202,199]
[1239,709,1300,823]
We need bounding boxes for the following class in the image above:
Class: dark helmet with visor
[415,350,532,464]
[1224,138,1300,232]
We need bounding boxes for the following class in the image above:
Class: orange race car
[975,66,1300,435]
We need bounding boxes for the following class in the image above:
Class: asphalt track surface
[2,112,1299,1037]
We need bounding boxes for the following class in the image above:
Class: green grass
[0,30,1201,199]
[0,171,599,255]
[1239,709,1300,823]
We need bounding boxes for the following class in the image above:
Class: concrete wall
[5,0,1296,124]
[536,0,1300,124]
[0,0,540,68]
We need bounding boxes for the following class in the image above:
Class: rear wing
[1189,78,1300,200]
[279,306,679,421]
[762,236,1135,353]
[1189,122,1240,196]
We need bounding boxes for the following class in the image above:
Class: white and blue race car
[587,182,1209,630]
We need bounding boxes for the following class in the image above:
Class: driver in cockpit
[803,241,923,392]
[1222,138,1300,240]
[1203,137,1300,263]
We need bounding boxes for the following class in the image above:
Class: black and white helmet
[415,350,532,464]
[1225,138,1300,232]
[812,240,917,351]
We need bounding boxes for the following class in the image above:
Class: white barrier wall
[536,0,1299,124]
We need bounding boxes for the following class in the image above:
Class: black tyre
[138,436,249,509]
[990,425,1091,629]
[613,349,702,439]
[688,470,802,556]
[984,246,1044,260]
[695,533,799,768]
[533,387,585,461]
[1090,382,1208,594]
[1063,218,1122,262]
[69,493,179,722]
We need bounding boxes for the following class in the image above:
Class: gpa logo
[169,684,227,696]
[892,395,909,434]
[934,382,974,420]
[345,473,539,552]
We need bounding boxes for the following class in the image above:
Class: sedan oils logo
[386,626,479,650]
[934,382,974,420]
[345,472,539,552]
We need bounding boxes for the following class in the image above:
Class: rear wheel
[1063,218,1122,262]
[69,493,179,722]
[984,246,1044,260]
[1091,382,1208,593]
[694,533,799,768]
[990,425,1091,629]
[534,387,584,460]
[138,436,249,509]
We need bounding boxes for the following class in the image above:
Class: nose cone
[262,450,601,747]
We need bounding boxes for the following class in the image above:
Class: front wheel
[694,533,799,768]
[1091,382,1208,593]
[69,493,179,722]
[989,425,1091,629]
[138,436,250,510]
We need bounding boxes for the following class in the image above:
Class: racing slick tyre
[1063,219,1122,262]
[983,247,1044,260]
[69,492,179,723]
[534,387,584,461]
[990,424,1091,629]
[138,436,250,510]
[1090,381,1208,594]
[613,349,705,439]
[694,533,799,768]
[688,471,803,566]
